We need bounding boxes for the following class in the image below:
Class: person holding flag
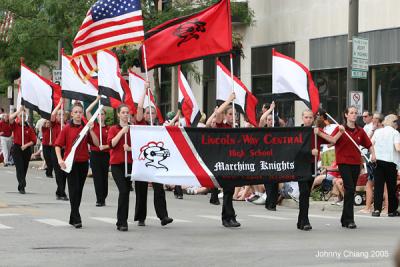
[134,85,173,227]
[86,96,110,207]
[41,119,54,178]
[214,92,241,228]
[330,106,376,229]
[107,103,133,231]
[8,106,37,194]
[55,102,99,229]
[50,100,69,201]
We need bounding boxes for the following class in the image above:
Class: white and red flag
[20,63,61,120]
[216,59,258,126]
[128,70,164,123]
[130,126,218,188]
[97,50,136,114]
[272,49,320,113]
[178,66,201,127]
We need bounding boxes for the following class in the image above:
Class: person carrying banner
[214,92,240,228]
[330,106,376,229]
[41,119,53,178]
[8,106,37,194]
[297,109,344,231]
[55,102,99,229]
[134,87,173,227]
[86,96,110,207]
[107,104,133,231]
[50,100,69,201]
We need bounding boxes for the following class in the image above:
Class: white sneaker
[252,193,266,205]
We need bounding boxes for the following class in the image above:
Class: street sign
[350,91,363,115]
[52,69,62,85]
[352,37,368,79]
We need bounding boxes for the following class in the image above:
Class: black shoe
[175,195,183,199]
[342,222,357,229]
[138,221,145,226]
[222,219,233,227]
[56,195,62,200]
[161,217,173,226]
[46,174,53,178]
[61,196,69,201]
[230,217,241,227]
[371,210,380,217]
[73,223,82,229]
[210,199,220,205]
[302,224,312,231]
[266,206,276,211]
[96,202,105,207]
[117,225,128,231]
[388,211,400,217]
[19,188,26,194]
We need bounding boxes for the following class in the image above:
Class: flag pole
[325,112,370,162]
[98,97,103,147]
[229,54,236,128]
[124,132,128,177]
[60,100,64,130]
[142,44,153,126]
[272,109,275,128]
[313,126,318,177]
[21,107,25,146]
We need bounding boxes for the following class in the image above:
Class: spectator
[362,110,373,136]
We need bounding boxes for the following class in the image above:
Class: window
[159,67,172,118]
[251,43,295,122]
[202,51,241,116]
[374,65,400,115]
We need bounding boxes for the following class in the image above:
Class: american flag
[71,0,144,78]
[0,11,13,42]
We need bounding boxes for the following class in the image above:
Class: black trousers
[297,164,315,226]
[338,164,360,225]
[374,160,398,213]
[265,183,279,209]
[222,185,235,220]
[90,151,110,204]
[42,145,53,177]
[11,144,32,190]
[51,147,67,197]
[134,181,168,222]
[111,164,132,227]
[210,187,219,202]
[174,185,183,197]
[67,162,88,224]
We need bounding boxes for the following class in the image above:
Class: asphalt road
[0,164,399,267]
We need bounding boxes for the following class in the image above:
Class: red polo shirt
[90,122,110,152]
[51,121,61,146]
[216,122,232,128]
[54,121,92,162]
[331,125,372,165]
[0,121,12,137]
[41,126,51,146]
[108,125,132,165]
[10,122,37,146]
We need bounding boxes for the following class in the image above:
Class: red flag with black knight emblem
[178,66,201,127]
[139,0,232,70]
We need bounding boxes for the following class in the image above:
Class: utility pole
[347,0,359,106]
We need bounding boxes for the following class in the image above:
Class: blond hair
[383,114,398,127]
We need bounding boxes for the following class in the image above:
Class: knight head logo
[173,19,206,47]
[139,141,170,171]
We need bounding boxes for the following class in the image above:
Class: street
[0,164,398,267]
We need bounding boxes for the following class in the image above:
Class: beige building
[160,0,400,124]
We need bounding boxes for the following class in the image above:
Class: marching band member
[297,109,344,231]
[214,92,240,228]
[41,119,53,178]
[50,100,69,200]
[55,102,99,229]
[107,104,133,231]
[134,86,173,227]
[86,96,110,207]
[330,106,376,229]
[9,106,37,194]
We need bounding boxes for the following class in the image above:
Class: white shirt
[363,122,373,137]
[372,126,400,168]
